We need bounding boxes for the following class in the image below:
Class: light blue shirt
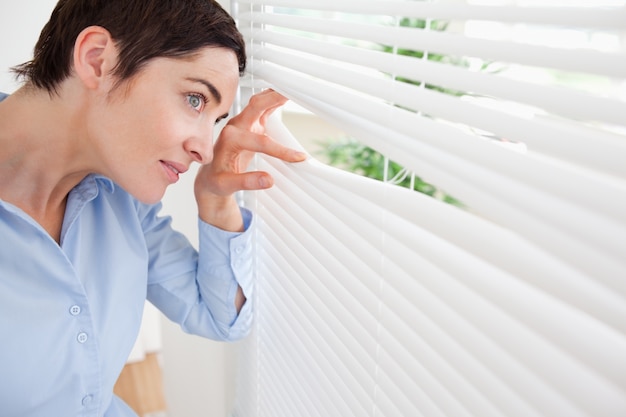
[0,116,254,416]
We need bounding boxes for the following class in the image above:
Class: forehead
[109,47,240,107]
[177,47,240,77]
[174,47,239,100]
[128,47,240,98]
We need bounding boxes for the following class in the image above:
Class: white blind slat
[252,62,626,211]
[261,115,626,333]
[234,2,626,417]
[249,46,626,176]
[265,151,626,387]
[243,28,626,127]
[254,73,626,282]
[259,288,362,416]
[240,11,626,77]
[294,158,626,338]
[250,151,626,417]
[239,0,626,29]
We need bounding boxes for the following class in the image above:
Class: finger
[243,92,287,127]
[245,135,307,164]
[252,134,307,163]
[231,89,288,128]
[216,126,307,163]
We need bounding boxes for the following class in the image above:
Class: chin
[127,185,167,206]
[139,192,167,205]
[114,173,169,205]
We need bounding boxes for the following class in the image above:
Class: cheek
[123,107,178,153]
[100,97,192,158]
[150,118,191,151]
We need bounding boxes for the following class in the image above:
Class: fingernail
[259,176,271,188]
[294,151,307,160]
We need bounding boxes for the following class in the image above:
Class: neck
[0,85,95,242]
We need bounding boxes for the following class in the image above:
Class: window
[231,1,626,416]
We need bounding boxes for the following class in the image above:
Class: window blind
[230,1,626,416]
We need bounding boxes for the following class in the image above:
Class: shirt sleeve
[195,208,254,339]
[144,202,254,342]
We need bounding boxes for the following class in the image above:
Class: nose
[184,128,214,164]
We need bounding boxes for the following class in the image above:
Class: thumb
[241,171,274,190]
[200,171,274,196]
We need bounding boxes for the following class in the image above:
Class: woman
[0,0,304,416]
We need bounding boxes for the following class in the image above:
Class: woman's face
[89,46,239,204]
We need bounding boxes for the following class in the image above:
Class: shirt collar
[93,175,115,193]
[71,174,115,202]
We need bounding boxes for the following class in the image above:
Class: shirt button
[69,305,81,316]
[235,246,244,254]
[82,395,93,406]
[77,332,88,343]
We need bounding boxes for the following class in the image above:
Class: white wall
[0,1,234,416]
[159,163,239,417]
[0,1,55,93]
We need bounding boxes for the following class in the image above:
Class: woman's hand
[194,89,307,231]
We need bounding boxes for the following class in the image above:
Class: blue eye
[187,94,205,111]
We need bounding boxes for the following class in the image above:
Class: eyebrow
[186,77,229,120]
[186,77,222,104]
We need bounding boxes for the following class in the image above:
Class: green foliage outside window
[318,137,464,207]
[319,17,467,208]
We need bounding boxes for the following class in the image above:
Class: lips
[160,160,188,183]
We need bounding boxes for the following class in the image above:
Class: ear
[73,26,117,91]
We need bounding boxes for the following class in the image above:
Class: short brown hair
[12,0,246,93]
